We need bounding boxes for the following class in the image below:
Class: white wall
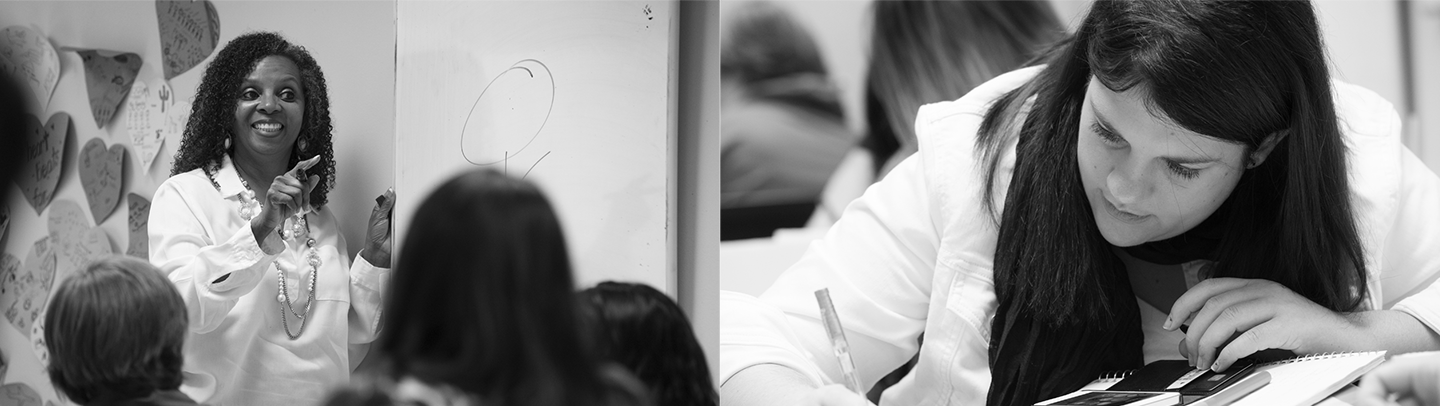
[1407,0,1440,172]
[678,0,721,387]
[0,1,394,403]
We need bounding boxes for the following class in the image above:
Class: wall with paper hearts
[0,2,396,405]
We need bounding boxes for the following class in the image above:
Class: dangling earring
[297,136,309,153]
[224,136,232,150]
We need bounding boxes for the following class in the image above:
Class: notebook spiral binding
[1095,369,1138,383]
[1258,351,1376,367]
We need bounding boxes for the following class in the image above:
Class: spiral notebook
[1080,351,1386,406]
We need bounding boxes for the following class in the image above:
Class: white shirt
[149,154,389,406]
[719,66,1440,405]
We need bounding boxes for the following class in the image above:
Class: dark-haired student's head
[978,0,1367,403]
[579,282,717,406]
[379,169,639,406]
[45,256,188,405]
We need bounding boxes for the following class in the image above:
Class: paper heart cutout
[128,193,151,259]
[47,200,113,287]
[78,50,143,129]
[17,112,69,215]
[30,318,47,368]
[79,138,126,224]
[125,80,186,171]
[1,238,55,338]
[156,0,221,80]
[0,382,43,406]
[0,26,60,111]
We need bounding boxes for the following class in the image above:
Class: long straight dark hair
[377,169,622,406]
[975,1,1368,404]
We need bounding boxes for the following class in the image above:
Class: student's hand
[360,187,395,268]
[1165,277,1359,372]
[255,156,322,233]
[1355,352,1440,406]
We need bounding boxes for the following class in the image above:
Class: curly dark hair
[170,31,336,209]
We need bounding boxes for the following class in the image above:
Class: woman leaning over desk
[720,1,1440,405]
[148,32,395,406]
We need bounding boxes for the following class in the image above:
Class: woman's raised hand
[361,187,395,268]
[258,155,322,232]
[1165,277,1358,372]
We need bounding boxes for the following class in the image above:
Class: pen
[815,288,864,395]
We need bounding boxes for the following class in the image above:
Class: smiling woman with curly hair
[148,31,396,406]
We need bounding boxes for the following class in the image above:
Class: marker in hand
[289,155,322,215]
[815,288,865,396]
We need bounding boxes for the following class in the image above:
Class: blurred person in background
[579,281,719,406]
[813,0,1067,227]
[721,1,855,240]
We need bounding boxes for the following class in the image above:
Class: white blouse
[719,66,1440,405]
[149,154,389,406]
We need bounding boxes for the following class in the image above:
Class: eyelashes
[238,88,300,102]
[1166,161,1200,179]
[1091,121,1202,180]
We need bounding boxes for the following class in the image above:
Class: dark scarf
[987,208,1229,405]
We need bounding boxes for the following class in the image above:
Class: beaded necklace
[205,163,321,340]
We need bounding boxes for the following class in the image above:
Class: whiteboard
[395,1,677,292]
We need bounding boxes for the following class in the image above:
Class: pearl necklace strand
[206,164,320,340]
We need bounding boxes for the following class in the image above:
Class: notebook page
[1229,351,1385,406]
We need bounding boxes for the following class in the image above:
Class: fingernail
[1163,318,1173,330]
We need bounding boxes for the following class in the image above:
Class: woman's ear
[1248,130,1287,169]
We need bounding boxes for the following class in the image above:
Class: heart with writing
[0,26,60,111]
[156,0,221,81]
[0,238,55,338]
[0,382,43,406]
[125,80,187,170]
[30,317,47,368]
[47,200,113,287]
[77,50,143,129]
[128,193,151,259]
[18,113,69,215]
[80,138,126,224]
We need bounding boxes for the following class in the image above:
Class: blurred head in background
[376,169,648,406]
[46,256,190,405]
[720,2,855,238]
[579,282,717,406]
[0,62,30,205]
[864,0,1065,177]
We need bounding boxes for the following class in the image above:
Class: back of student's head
[721,1,843,119]
[864,0,1064,176]
[578,282,717,406]
[379,168,629,406]
[45,255,187,404]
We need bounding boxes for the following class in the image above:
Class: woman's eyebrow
[1094,106,1221,165]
